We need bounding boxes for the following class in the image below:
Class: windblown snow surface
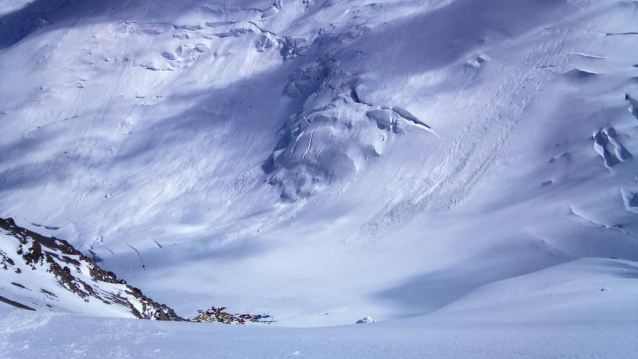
[2,0,638,357]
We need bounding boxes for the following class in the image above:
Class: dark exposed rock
[0,295,35,311]
[40,288,57,297]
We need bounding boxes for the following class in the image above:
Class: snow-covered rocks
[0,218,183,320]
[625,94,638,120]
[593,127,632,168]
[355,316,376,324]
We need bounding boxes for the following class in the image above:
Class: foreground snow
[1,306,637,359]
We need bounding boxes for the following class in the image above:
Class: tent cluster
[194,306,274,325]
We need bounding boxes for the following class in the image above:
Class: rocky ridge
[0,218,183,321]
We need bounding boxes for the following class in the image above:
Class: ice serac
[0,218,184,321]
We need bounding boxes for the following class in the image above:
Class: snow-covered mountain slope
[1,0,638,331]
[0,218,183,320]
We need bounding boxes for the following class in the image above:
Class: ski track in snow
[359,17,581,240]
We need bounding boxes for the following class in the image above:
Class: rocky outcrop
[0,218,184,321]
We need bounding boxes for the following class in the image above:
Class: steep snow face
[0,0,577,245]
[2,0,638,327]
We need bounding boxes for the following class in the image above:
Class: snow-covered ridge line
[0,218,184,320]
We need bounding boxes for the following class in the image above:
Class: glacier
[1,0,638,357]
